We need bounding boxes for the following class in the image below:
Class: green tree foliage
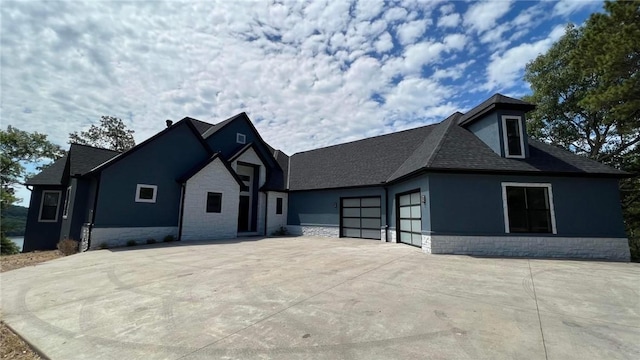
[69,115,135,151]
[524,0,640,259]
[0,126,65,254]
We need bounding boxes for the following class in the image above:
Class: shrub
[99,242,109,249]
[629,237,639,262]
[1,236,20,255]
[146,239,156,245]
[163,235,175,242]
[57,238,79,256]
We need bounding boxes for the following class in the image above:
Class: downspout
[178,184,186,241]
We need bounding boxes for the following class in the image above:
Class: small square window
[236,133,246,144]
[206,192,222,213]
[135,184,157,203]
[276,197,283,214]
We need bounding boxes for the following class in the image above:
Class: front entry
[238,195,250,232]
[397,190,422,247]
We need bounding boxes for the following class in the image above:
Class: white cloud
[464,0,514,33]
[553,0,600,17]
[395,19,430,45]
[439,3,455,15]
[374,31,394,53]
[484,25,566,90]
[437,13,461,28]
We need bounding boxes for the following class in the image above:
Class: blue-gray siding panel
[60,178,91,241]
[94,123,209,227]
[387,175,430,233]
[206,119,277,168]
[288,187,386,227]
[467,113,501,156]
[429,173,626,238]
[23,186,64,251]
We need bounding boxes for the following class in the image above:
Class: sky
[1,0,602,206]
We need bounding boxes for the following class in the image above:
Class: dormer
[458,94,536,159]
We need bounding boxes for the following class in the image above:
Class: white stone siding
[181,158,240,241]
[287,225,339,237]
[424,235,630,261]
[380,227,387,242]
[267,192,288,235]
[421,235,432,254]
[388,229,397,243]
[257,192,266,235]
[90,226,178,249]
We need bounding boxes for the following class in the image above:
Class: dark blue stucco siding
[205,119,277,169]
[387,175,430,233]
[94,123,209,227]
[23,186,64,251]
[59,178,91,241]
[429,173,626,238]
[288,187,386,226]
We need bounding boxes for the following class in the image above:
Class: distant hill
[2,205,28,236]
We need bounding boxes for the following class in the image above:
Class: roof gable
[177,153,243,186]
[458,94,535,127]
[24,155,68,186]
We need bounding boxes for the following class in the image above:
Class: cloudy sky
[2,0,601,205]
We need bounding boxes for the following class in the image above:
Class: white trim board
[501,182,557,235]
[135,184,158,203]
[501,115,525,159]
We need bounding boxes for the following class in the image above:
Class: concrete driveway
[1,237,638,360]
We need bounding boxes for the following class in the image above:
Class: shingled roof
[25,144,120,185]
[287,94,626,191]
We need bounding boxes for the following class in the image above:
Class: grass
[1,251,62,359]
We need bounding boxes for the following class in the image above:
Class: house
[23,94,631,260]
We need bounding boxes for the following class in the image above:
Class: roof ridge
[292,122,439,156]
[424,113,462,167]
[69,142,121,153]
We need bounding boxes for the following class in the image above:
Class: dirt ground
[1,251,63,359]
[1,251,62,273]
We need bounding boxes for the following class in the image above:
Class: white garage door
[340,197,381,240]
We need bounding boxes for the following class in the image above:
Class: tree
[524,0,640,259]
[69,116,135,151]
[0,126,65,254]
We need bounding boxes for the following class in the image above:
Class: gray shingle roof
[184,117,214,135]
[201,113,245,138]
[289,125,436,190]
[288,94,626,191]
[458,93,535,126]
[25,144,120,185]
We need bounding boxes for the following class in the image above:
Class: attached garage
[397,191,422,247]
[340,197,381,240]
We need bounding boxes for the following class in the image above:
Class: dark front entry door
[238,195,250,232]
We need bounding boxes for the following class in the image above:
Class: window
[276,197,283,214]
[135,184,157,203]
[39,190,61,222]
[501,116,525,158]
[206,192,222,213]
[502,183,556,234]
[236,133,246,144]
[62,186,71,219]
[239,175,250,192]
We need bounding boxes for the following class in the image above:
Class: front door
[238,195,250,232]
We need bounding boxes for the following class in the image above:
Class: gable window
[236,133,246,144]
[501,116,525,158]
[135,184,157,203]
[39,190,61,222]
[62,186,72,219]
[276,197,283,214]
[206,192,222,213]
[502,183,556,234]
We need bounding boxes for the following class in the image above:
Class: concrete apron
[1,236,639,360]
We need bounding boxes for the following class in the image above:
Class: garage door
[341,197,381,240]
[398,191,422,246]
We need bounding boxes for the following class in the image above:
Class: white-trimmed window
[502,182,557,234]
[501,116,525,158]
[206,192,222,213]
[62,186,72,219]
[135,184,157,203]
[39,190,61,222]
[236,133,246,144]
